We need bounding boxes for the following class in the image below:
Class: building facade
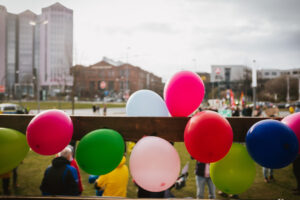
[0,6,6,94]
[6,13,18,96]
[0,3,73,99]
[261,68,300,79]
[39,3,73,95]
[210,65,252,100]
[211,65,252,83]
[72,57,164,100]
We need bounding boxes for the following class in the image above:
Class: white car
[0,103,27,114]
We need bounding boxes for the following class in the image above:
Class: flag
[240,92,245,106]
[230,89,235,107]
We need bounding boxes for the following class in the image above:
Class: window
[264,72,269,76]
[225,68,231,82]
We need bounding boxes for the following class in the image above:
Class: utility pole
[252,60,257,109]
[30,20,48,113]
[287,76,290,103]
[298,77,300,101]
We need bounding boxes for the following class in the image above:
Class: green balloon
[0,128,29,175]
[76,129,125,175]
[210,143,256,194]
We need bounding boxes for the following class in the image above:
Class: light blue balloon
[126,90,169,116]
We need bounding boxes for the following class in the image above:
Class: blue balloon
[126,90,169,116]
[246,119,298,169]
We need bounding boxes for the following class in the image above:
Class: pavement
[29,107,126,116]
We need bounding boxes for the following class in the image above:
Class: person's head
[58,145,73,161]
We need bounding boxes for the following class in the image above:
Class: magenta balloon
[130,136,181,192]
[164,71,205,116]
[282,113,300,154]
[26,109,73,155]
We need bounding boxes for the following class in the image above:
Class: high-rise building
[0,5,6,94]
[39,3,73,95]
[17,10,37,97]
[6,13,18,96]
[0,2,73,98]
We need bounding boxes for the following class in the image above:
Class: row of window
[264,71,300,76]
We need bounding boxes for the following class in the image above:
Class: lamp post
[252,60,257,109]
[29,20,48,113]
[287,75,290,103]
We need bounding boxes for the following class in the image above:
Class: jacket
[96,156,129,197]
[70,159,83,193]
[40,157,79,196]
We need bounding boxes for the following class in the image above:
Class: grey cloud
[134,22,177,34]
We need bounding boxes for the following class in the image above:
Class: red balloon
[184,111,233,163]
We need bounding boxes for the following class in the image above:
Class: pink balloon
[26,109,73,155]
[130,136,180,192]
[164,71,205,116]
[282,113,300,154]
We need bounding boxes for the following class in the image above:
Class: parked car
[0,103,28,114]
[277,103,289,109]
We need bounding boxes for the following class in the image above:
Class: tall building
[0,5,6,94]
[6,12,18,96]
[0,3,73,98]
[17,10,37,97]
[39,3,73,95]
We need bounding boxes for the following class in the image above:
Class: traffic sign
[215,67,221,75]
[100,81,107,89]
[0,85,5,93]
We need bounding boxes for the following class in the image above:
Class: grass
[1,101,125,110]
[0,143,299,199]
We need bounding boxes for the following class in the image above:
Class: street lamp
[29,20,48,113]
[252,60,257,110]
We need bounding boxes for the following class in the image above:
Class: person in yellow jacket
[95,156,129,197]
[289,106,295,114]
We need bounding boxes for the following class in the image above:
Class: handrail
[0,114,281,142]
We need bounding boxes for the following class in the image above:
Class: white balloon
[126,90,169,116]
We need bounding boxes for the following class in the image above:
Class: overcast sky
[1,0,300,81]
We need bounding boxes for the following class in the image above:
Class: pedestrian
[58,146,83,194]
[1,172,11,195]
[88,175,103,196]
[92,104,96,113]
[103,104,107,116]
[253,106,262,117]
[195,161,216,199]
[289,106,295,114]
[232,107,240,116]
[96,105,100,114]
[136,186,165,198]
[242,105,252,116]
[40,152,80,195]
[95,156,128,197]
[262,167,274,183]
[293,155,300,195]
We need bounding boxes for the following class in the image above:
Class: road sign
[0,85,5,93]
[100,81,107,89]
[215,67,221,75]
